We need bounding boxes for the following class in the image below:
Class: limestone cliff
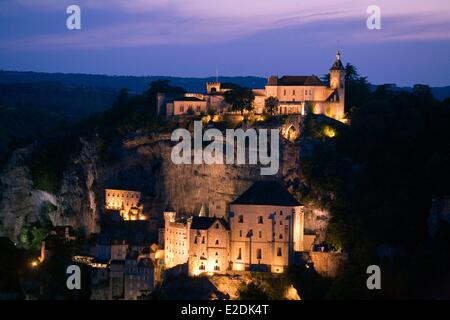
[0,120,328,242]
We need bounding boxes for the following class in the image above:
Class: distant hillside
[1,70,449,100]
[0,70,267,93]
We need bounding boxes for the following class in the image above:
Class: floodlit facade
[229,181,304,273]
[105,189,146,221]
[162,181,305,275]
[157,51,346,121]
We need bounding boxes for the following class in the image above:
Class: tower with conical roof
[329,51,346,119]
[330,51,345,89]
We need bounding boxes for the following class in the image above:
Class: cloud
[1,0,449,50]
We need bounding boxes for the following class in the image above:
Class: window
[214,265,220,271]
[194,236,197,244]
[258,216,263,224]
[238,215,244,223]
[239,230,242,238]
[256,249,262,259]
[202,237,205,244]
[279,234,283,240]
[180,105,184,112]
[258,231,262,239]
[280,211,283,216]
[215,223,219,229]
[277,247,282,256]
[215,239,219,245]
[237,248,242,260]
[196,105,201,112]
[293,90,296,95]
[280,220,283,225]
[284,89,287,95]
[199,264,205,270]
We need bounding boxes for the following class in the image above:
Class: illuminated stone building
[105,189,145,221]
[163,209,189,269]
[229,181,304,273]
[188,216,231,275]
[157,51,346,121]
[266,51,346,120]
[162,181,305,275]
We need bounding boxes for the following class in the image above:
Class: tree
[264,96,279,115]
[223,85,255,114]
[344,63,371,114]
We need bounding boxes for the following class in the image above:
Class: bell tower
[330,51,346,90]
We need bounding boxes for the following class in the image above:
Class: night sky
[1,0,449,86]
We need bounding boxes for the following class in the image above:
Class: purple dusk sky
[0,0,449,86]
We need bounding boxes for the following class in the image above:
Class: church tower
[330,51,346,90]
[329,51,346,119]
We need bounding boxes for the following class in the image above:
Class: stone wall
[308,252,348,278]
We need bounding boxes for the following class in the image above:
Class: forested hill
[1,70,450,100]
[0,70,267,93]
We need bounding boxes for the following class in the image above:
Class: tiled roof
[173,96,204,102]
[231,181,301,206]
[330,59,345,71]
[267,75,325,87]
[190,216,230,231]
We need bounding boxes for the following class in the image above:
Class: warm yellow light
[31,260,39,268]
[323,125,336,138]
[285,285,301,300]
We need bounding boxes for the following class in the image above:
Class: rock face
[0,119,328,242]
[0,139,101,240]
[0,145,57,240]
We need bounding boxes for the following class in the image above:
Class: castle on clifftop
[157,51,346,122]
